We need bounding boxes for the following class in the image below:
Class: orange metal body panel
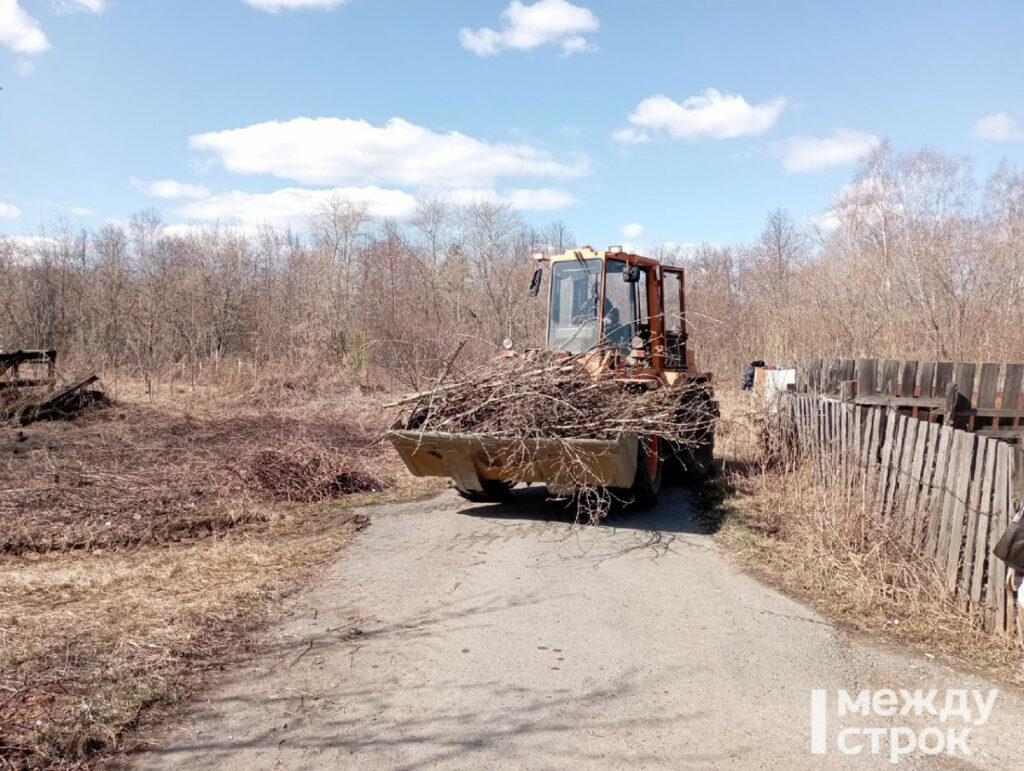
[538,246,709,387]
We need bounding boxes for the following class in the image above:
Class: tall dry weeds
[714,388,1021,670]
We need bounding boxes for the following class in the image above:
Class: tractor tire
[677,435,716,482]
[667,381,718,483]
[455,479,515,503]
[616,435,663,509]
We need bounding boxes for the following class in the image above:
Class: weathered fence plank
[898,419,920,519]
[909,421,937,540]
[924,424,954,558]
[918,362,937,399]
[954,364,978,415]
[977,363,1000,409]
[944,432,975,591]
[1003,364,1023,431]
[966,438,994,606]
[840,359,856,386]
[857,358,877,397]
[881,360,900,395]
[875,411,898,514]
[936,431,965,570]
[934,362,954,395]
[900,360,919,397]
[885,416,910,517]
[991,445,1010,634]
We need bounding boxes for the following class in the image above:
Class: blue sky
[2,0,1023,248]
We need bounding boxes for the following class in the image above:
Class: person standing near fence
[997,502,1024,643]
[1009,568,1023,644]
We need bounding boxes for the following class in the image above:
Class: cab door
[661,267,688,369]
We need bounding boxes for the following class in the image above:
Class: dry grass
[0,382,441,769]
[710,387,1024,681]
[0,395,390,555]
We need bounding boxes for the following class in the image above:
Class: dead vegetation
[711,388,1023,680]
[0,386,435,769]
[0,379,110,428]
[395,351,715,446]
[249,441,384,502]
[0,397,388,556]
[391,349,716,519]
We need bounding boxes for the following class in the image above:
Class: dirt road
[139,488,1024,769]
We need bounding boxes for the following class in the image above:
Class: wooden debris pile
[1,375,109,426]
[1,350,109,425]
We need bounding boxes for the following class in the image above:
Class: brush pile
[1,375,109,426]
[248,441,384,502]
[393,351,716,449]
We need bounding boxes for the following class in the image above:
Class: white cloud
[0,202,21,219]
[15,56,33,75]
[69,205,93,216]
[175,183,575,229]
[176,186,419,228]
[131,177,212,200]
[653,241,701,261]
[242,0,348,11]
[504,187,575,210]
[160,223,265,240]
[811,176,897,233]
[621,222,645,240]
[614,89,785,144]
[459,0,598,56]
[770,128,881,172]
[0,235,58,264]
[971,111,1024,142]
[0,0,49,53]
[188,116,589,188]
[446,187,576,210]
[807,209,841,233]
[55,0,107,12]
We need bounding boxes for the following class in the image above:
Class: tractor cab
[535,247,694,377]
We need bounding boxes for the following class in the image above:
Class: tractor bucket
[387,430,638,497]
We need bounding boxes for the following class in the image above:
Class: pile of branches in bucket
[389,349,717,519]
[394,352,711,445]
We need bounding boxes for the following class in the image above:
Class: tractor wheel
[455,479,515,503]
[668,382,718,483]
[676,434,716,481]
[618,434,663,509]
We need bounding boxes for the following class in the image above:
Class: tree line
[2,143,1023,392]
[0,197,570,391]
[663,144,1024,382]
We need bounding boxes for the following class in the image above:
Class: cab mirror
[527,266,544,296]
[623,264,640,283]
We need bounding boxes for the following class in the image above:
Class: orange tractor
[389,246,717,507]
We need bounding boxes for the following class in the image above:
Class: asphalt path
[137,487,1024,769]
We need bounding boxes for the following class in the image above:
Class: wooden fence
[787,392,1023,636]
[798,358,1024,442]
